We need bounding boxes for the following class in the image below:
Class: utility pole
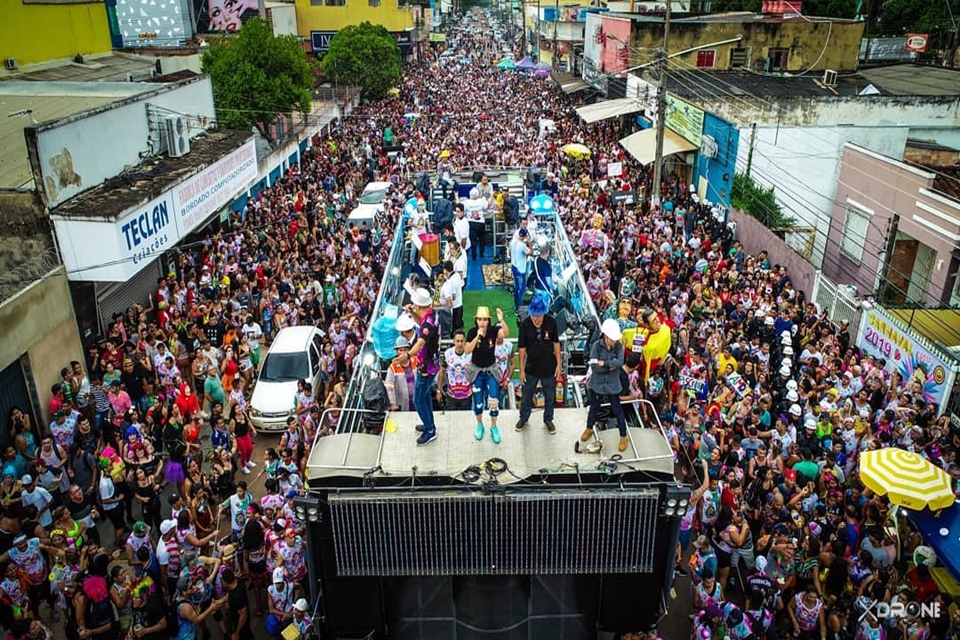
[520,0,527,56]
[745,122,757,177]
[536,0,541,60]
[553,0,559,68]
[651,0,670,208]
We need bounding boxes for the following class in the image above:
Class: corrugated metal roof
[860,64,960,96]
[0,82,156,190]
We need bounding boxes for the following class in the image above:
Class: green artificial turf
[462,288,518,338]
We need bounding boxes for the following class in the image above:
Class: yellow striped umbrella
[859,448,955,511]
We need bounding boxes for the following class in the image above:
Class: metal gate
[812,271,861,332]
[95,261,163,332]
[0,358,37,450]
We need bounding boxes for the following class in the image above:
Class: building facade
[296,0,428,57]
[1,0,112,67]
[825,143,960,308]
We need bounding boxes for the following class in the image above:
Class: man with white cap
[266,567,294,635]
[20,475,53,529]
[404,288,441,446]
[155,519,181,601]
[292,598,314,637]
[464,186,488,260]
[582,319,629,452]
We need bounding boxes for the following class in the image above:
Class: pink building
[824,143,960,307]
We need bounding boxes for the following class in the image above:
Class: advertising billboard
[856,305,957,412]
[664,94,704,148]
[194,0,259,34]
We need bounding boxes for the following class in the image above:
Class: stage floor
[307,408,675,483]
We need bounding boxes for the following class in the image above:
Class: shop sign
[856,306,954,410]
[664,94,704,148]
[311,31,337,52]
[119,193,178,268]
[175,139,258,232]
[905,34,929,53]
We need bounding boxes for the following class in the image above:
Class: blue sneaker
[475,422,484,441]
[490,426,501,444]
[417,431,437,446]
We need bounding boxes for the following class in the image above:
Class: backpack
[87,594,118,632]
[503,195,519,225]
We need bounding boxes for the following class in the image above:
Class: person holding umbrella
[582,319,629,452]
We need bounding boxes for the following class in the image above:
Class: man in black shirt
[516,293,561,435]
[131,576,167,640]
[223,568,254,640]
[465,306,509,443]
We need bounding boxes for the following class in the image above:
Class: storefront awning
[619,127,698,166]
[575,98,642,124]
[562,79,591,94]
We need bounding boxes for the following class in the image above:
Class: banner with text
[176,139,258,233]
[856,306,956,411]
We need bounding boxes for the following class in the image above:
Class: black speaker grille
[329,489,660,576]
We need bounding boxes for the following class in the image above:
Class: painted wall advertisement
[194,0,258,33]
[856,306,958,413]
[664,94,704,148]
[115,0,191,47]
[55,139,258,282]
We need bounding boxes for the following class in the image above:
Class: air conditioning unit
[700,134,718,159]
[822,69,837,86]
[3,58,17,71]
[162,115,191,157]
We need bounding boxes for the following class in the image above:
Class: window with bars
[730,47,748,68]
[841,206,870,261]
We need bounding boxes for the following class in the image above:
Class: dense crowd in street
[0,8,958,640]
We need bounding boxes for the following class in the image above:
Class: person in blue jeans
[510,225,531,311]
[515,293,561,435]
[404,288,441,445]
[582,319,628,452]
[465,306,509,444]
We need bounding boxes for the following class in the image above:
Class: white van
[347,181,394,230]
[249,326,326,432]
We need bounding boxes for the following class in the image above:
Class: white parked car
[347,181,394,229]
[249,326,326,432]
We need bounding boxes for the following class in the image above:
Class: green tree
[731,173,797,228]
[320,22,403,100]
[201,18,314,135]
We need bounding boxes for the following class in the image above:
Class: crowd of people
[0,7,957,640]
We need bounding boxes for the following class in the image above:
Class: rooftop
[859,64,960,96]
[619,10,861,23]
[928,165,960,201]
[0,52,161,83]
[51,130,254,219]
[0,81,158,190]
[907,138,960,152]
[665,69,880,101]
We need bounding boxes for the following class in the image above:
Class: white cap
[785,380,799,392]
[786,390,799,402]
[789,404,802,416]
[779,365,791,376]
[781,330,791,338]
[160,519,177,535]
[294,598,309,612]
[396,314,416,332]
[764,316,775,326]
[780,335,792,345]
[783,346,794,356]
[410,288,432,307]
[600,318,623,341]
[273,568,286,583]
[804,418,817,430]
